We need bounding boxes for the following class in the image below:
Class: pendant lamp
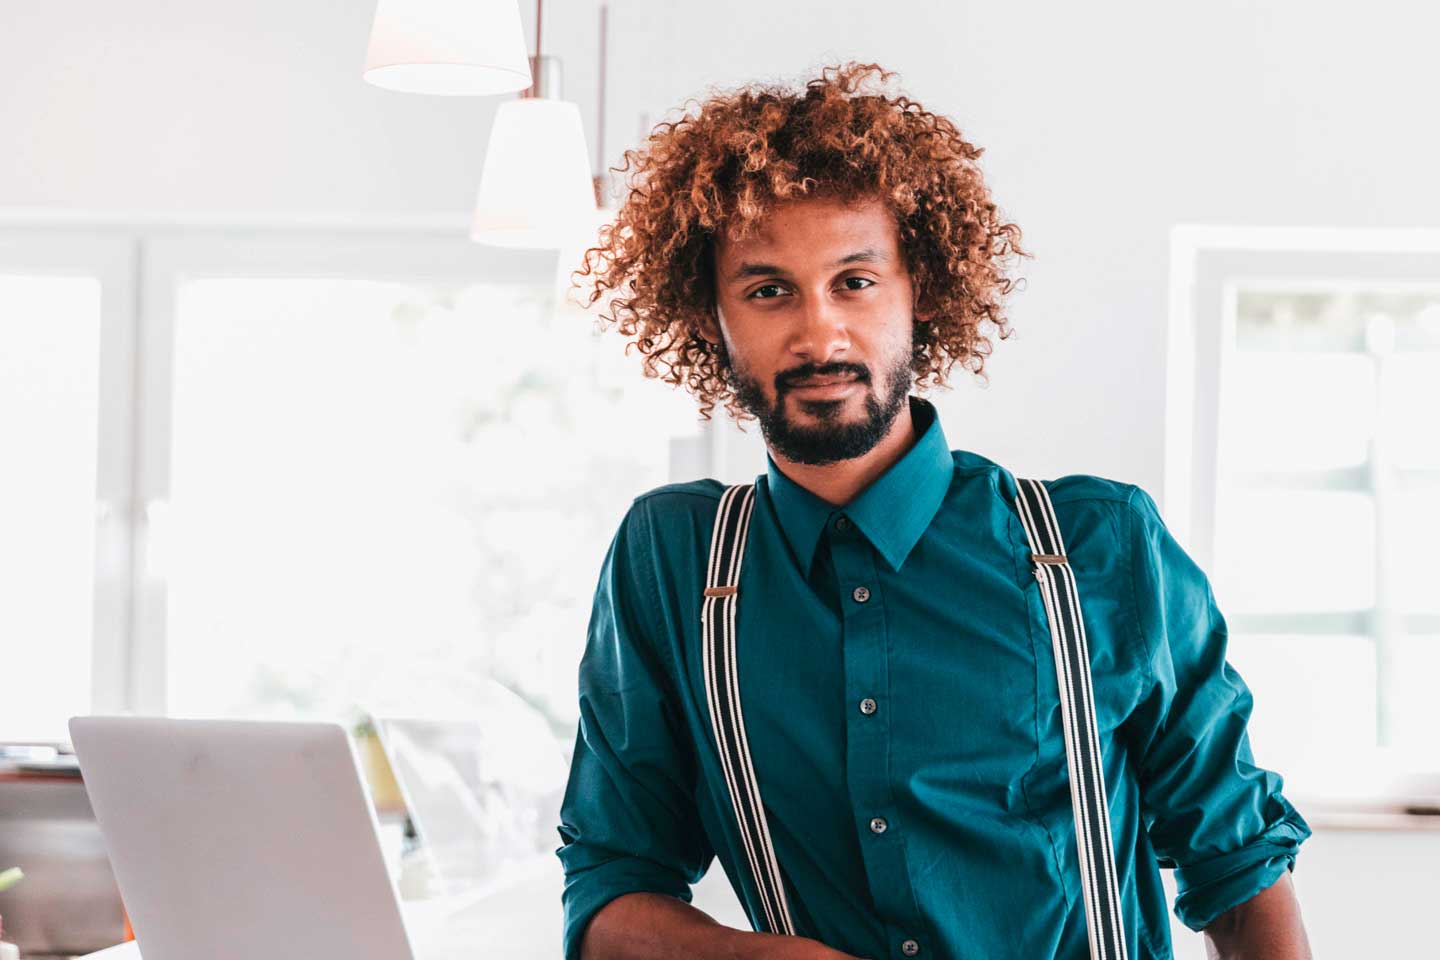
[470,54,598,248]
[361,0,606,249]
[364,0,534,96]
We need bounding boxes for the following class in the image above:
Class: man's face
[702,194,917,466]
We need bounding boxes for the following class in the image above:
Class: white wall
[3,1,1435,955]
[0,0,602,223]
[5,0,1435,499]
[605,0,1440,499]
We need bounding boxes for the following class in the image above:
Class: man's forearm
[579,892,863,960]
[579,893,745,960]
[1202,871,1311,960]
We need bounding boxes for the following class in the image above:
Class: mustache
[776,362,870,392]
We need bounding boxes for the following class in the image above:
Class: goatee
[727,350,914,466]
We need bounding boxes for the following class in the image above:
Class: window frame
[1168,225,1440,812]
[2,217,722,733]
[132,230,556,716]
[0,230,138,726]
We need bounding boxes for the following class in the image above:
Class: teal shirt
[555,396,1310,960]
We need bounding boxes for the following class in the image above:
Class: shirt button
[901,939,920,956]
[835,515,851,532]
[869,816,888,834]
[859,697,877,715]
[852,585,870,603]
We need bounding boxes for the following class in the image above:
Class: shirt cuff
[561,854,698,960]
[1171,807,1312,932]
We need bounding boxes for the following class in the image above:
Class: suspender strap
[1014,477,1129,960]
[700,483,795,935]
[700,479,1128,959]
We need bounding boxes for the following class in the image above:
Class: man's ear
[912,294,932,325]
[698,305,723,345]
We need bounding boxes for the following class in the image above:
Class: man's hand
[743,931,869,959]
[1201,871,1311,960]
[580,892,868,960]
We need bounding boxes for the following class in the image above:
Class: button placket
[830,533,924,952]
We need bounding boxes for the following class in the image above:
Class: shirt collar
[763,395,954,576]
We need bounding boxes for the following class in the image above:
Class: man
[556,62,1312,960]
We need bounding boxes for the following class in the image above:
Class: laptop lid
[69,716,416,960]
[372,682,567,898]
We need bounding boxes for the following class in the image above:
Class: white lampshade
[471,98,598,249]
[364,0,533,96]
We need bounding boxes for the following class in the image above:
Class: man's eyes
[747,277,874,299]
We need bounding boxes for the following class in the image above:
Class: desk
[75,867,567,960]
[77,946,138,960]
[0,771,125,956]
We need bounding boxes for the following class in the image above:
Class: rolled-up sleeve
[555,501,715,960]
[1123,485,1311,932]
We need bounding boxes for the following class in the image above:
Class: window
[1170,228,1440,803]
[0,227,701,748]
[0,234,134,741]
[0,273,101,738]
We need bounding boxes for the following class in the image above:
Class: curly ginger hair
[571,61,1030,422]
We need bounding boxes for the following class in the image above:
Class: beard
[726,343,915,467]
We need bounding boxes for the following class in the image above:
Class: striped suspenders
[700,483,796,935]
[699,478,1128,960]
[1015,478,1129,960]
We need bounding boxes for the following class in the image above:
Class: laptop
[69,716,458,960]
[371,681,569,902]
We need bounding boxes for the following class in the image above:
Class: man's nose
[789,295,851,363]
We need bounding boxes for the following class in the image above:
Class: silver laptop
[372,681,569,901]
[69,716,424,960]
